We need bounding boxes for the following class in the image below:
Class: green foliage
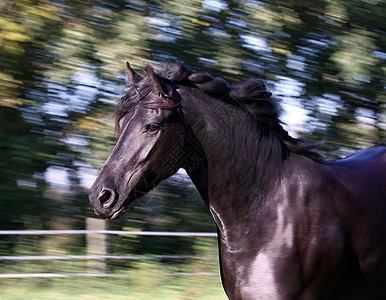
[0,0,385,275]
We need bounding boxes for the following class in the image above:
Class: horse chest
[220,204,298,299]
[238,251,283,300]
[221,244,297,300]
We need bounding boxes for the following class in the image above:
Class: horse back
[332,146,386,203]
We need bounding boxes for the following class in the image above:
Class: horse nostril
[97,187,117,209]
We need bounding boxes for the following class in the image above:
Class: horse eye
[145,123,160,133]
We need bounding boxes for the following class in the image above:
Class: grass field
[0,277,226,300]
[0,262,227,300]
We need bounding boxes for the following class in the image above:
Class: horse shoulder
[325,147,386,286]
[268,156,384,298]
[236,160,349,299]
[286,163,350,287]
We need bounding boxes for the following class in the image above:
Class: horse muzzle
[89,186,131,220]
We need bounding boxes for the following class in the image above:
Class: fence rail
[0,230,218,279]
[0,230,217,237]
[0,254,207,261]
[0,272,218,279]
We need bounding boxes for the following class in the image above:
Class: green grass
[0,263,227,300]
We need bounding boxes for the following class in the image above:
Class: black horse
[89,61,386,299]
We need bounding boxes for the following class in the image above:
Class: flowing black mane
[116,62,324,162]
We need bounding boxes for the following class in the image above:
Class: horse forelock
[115,78,152,134]
[115,74,182,135]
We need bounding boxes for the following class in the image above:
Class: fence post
[86,218,107,273]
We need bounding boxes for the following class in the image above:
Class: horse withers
[89,61,386,299]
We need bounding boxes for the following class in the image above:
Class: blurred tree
[0,0,384,257]
[0,0,65,235]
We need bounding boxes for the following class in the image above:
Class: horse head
[89,62,191,219]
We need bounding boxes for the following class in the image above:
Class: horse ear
[125,61,142,87]
[143,62,165,97]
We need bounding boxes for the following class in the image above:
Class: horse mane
[163,62,325,162]
[116,62,325,162]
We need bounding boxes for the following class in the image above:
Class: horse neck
[180,88,288,230]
